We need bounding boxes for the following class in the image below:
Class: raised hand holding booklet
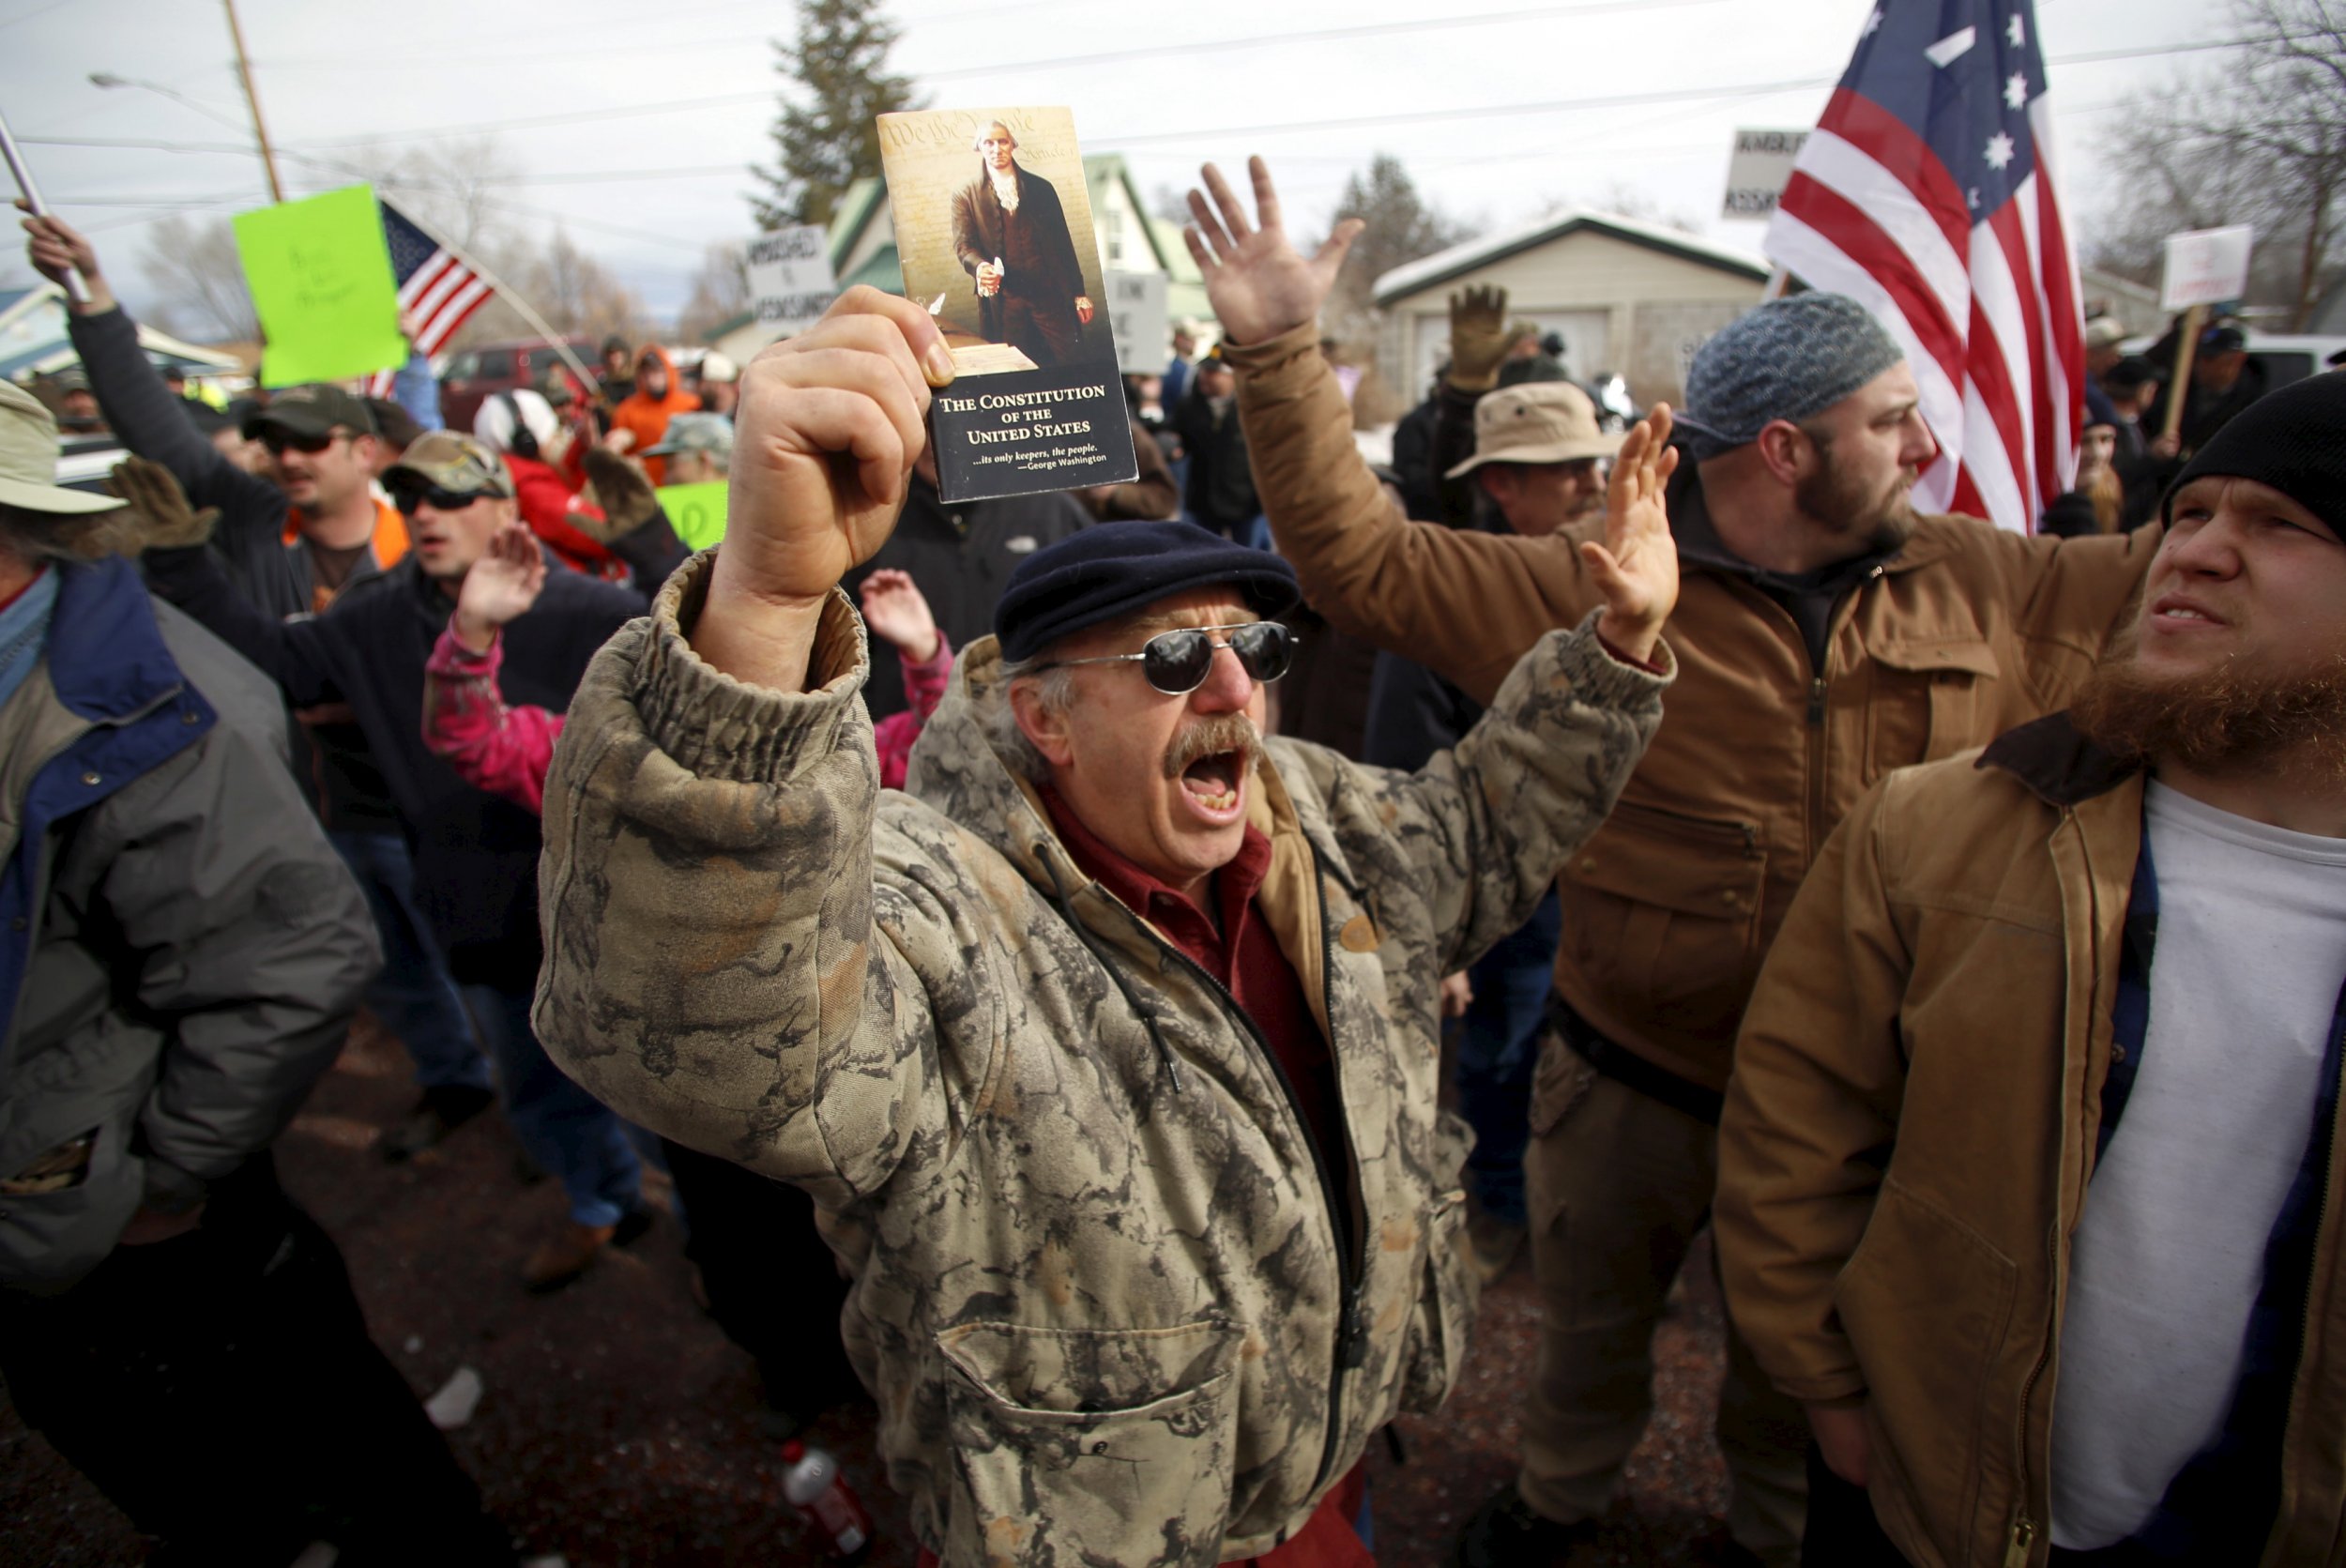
[876,107,1138,503]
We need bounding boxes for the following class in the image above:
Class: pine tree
[749,0,923,232]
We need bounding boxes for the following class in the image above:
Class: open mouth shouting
[1165,715,1264,827]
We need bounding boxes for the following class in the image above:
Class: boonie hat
[0,380,129,515]
[384,430,515,500]
[244,383,378,442]
[1446,382,1623,479]
[643,412,735,459]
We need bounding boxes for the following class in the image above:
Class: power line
[251,0,1723,77]
[1094,34,2281,148]
[261,27,2277,156]
[24,31,2256,196]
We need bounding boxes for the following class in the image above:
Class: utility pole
[221,0,285,205]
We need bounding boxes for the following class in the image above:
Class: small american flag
[1765,0,2081,533]
[361,201,493,396]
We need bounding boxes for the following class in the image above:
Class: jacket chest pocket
[936,1317,1242,1568]
[1559,799,1767,1038]
[1861,640,2001,784]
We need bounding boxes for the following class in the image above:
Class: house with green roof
[1372,211,1770,408]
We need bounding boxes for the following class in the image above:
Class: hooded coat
[606,345,700,485]
[532,552,1668,1564]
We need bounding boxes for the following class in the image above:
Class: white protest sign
[1103,269,1166,372]
[1721,129,1809,220]
[2160,225,2254,311]
[744,225,838,340]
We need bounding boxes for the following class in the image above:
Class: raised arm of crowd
[4,139,2341,1568]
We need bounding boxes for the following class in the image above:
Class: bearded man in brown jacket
[1181,158,2159,1566]
[1716,369,2346,1568]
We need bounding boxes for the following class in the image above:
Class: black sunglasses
[256,426,347,457]
[1035,621,1294,695]
[389,480,493,514]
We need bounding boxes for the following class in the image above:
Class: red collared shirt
[1037,786,1340,1171]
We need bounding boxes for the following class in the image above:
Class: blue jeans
[1457,889,1562,1225]
[460,982,642,1229]
[328,829,491,1093]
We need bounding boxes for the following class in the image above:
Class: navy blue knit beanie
[994,520,1301,662]
[2166,371,2346,531]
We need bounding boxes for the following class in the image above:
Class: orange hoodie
[607,343,701,485]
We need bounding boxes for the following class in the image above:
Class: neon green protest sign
[658,482,730,551]
[233,185,406,388]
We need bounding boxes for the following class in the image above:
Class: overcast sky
[1,0,2219,331]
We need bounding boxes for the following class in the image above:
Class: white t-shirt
[2050,782,2346,1548]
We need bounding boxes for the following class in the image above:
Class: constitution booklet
[876,106,1138,503]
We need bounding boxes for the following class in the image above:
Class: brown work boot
[522,1208,654,1293]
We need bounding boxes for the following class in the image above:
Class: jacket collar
[47,554,188,724]
[1975,709,2143,807]
[910,632,1339,1045]
[1662,461,1962,586]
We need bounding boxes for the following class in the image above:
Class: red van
[436,339,597,432]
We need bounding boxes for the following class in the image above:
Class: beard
[1795,449,1918,556]
[2071,631,2346,780]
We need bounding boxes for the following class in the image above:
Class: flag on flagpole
[1763,0,2081,533]
[361,201,492,396]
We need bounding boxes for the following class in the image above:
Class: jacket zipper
[1130,845,1364,1498]
[1610,798,1763,857]
[2005,1221,2058,1568]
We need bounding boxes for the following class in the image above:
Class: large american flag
[361,201,493,396]
[1765,0,2081,533]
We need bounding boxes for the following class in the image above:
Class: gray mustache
[1162,715,1266,782]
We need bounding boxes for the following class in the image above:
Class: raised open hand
[858,569,940,662]
[451,522,547,651]
[1182,158,1363,346]
[1580,403,1681,665]
[578,446,658,539]
[1447,285,1511,392]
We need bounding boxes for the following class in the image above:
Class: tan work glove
[1446,284,1511,392]
[109,456,218,552]
[576,447,660,541]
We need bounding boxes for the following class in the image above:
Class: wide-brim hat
[0,379,127,515]
[1446,381,1624,479]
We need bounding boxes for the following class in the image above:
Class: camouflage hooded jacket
[534,553,1668,1565]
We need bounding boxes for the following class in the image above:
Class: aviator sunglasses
[1033,621,1295,696]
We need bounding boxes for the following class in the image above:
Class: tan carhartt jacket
[1716,717,2346,1568]
[532,556,1668,1565]
[1227,322,2159,1097]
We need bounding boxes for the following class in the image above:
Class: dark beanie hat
[994,520,1302,663]
[2165,372,2346,530]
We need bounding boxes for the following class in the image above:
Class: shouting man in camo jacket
[532,283,1681,1568]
